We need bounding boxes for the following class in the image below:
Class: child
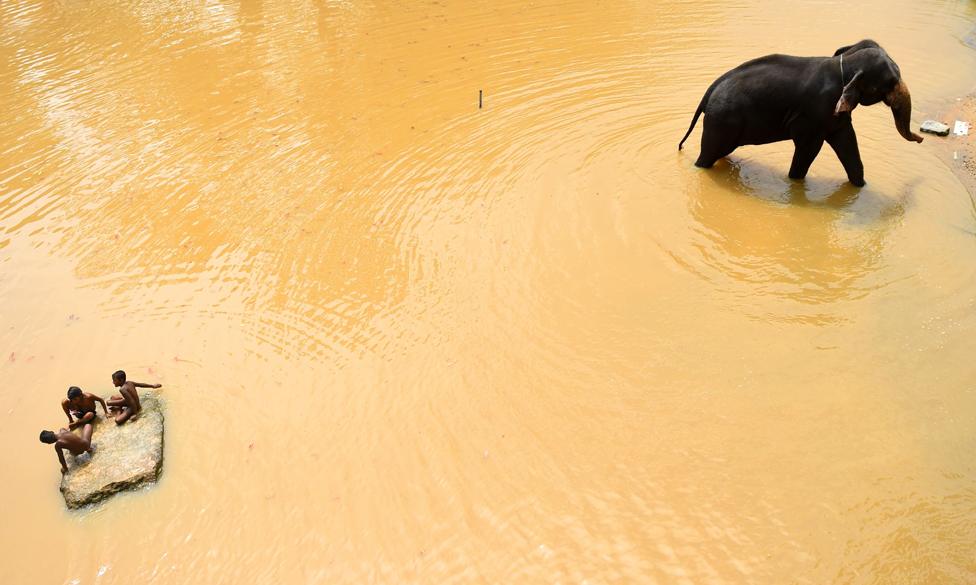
[61,386,108,430]
[107,370,162,425]
[39,425,93,474]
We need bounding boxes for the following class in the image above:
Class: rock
[60,392,164,509]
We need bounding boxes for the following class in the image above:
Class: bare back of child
[39,425,93,474]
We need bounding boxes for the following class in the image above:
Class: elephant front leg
[788,136,825,180]
[826,124,865,187]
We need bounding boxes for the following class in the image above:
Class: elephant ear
[834,71,863,115]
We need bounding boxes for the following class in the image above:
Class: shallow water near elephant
[2,0,976,583]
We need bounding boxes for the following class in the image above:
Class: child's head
[67,386,82,403]
[112,370,126,386]
[39,430,56,444]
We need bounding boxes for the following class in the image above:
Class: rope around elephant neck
[840,54,845,85]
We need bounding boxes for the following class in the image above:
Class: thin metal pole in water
[479,90,482,109]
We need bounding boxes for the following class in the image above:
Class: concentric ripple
[2,0,976,583]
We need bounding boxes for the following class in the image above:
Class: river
[2,0,976,583]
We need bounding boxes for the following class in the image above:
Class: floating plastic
[920,120,950,136]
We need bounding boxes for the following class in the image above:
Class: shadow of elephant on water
[684,157,913,313]
[705,157,872,208]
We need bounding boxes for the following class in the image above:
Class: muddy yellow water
[3,0,976,582]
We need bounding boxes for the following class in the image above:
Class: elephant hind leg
[695,119,741,168]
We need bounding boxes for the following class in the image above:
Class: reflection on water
[2,0,976,583]
[684,159,906,321]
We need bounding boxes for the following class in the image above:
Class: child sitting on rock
[107,370,161,425]
[61,386,108,430]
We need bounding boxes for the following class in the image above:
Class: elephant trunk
[884,81,924,143]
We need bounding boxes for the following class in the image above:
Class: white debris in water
[97,565,109,577]
[954,120,970,136]
[920,120,950,136]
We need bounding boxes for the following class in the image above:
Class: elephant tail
[678,96,707,151]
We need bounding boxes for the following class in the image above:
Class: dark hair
[112,370,126,382]
[67,386,82,400]
[39,430,56,443]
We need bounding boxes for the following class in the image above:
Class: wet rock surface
[60,392,164,509]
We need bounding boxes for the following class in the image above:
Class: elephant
[678,40,923,187]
